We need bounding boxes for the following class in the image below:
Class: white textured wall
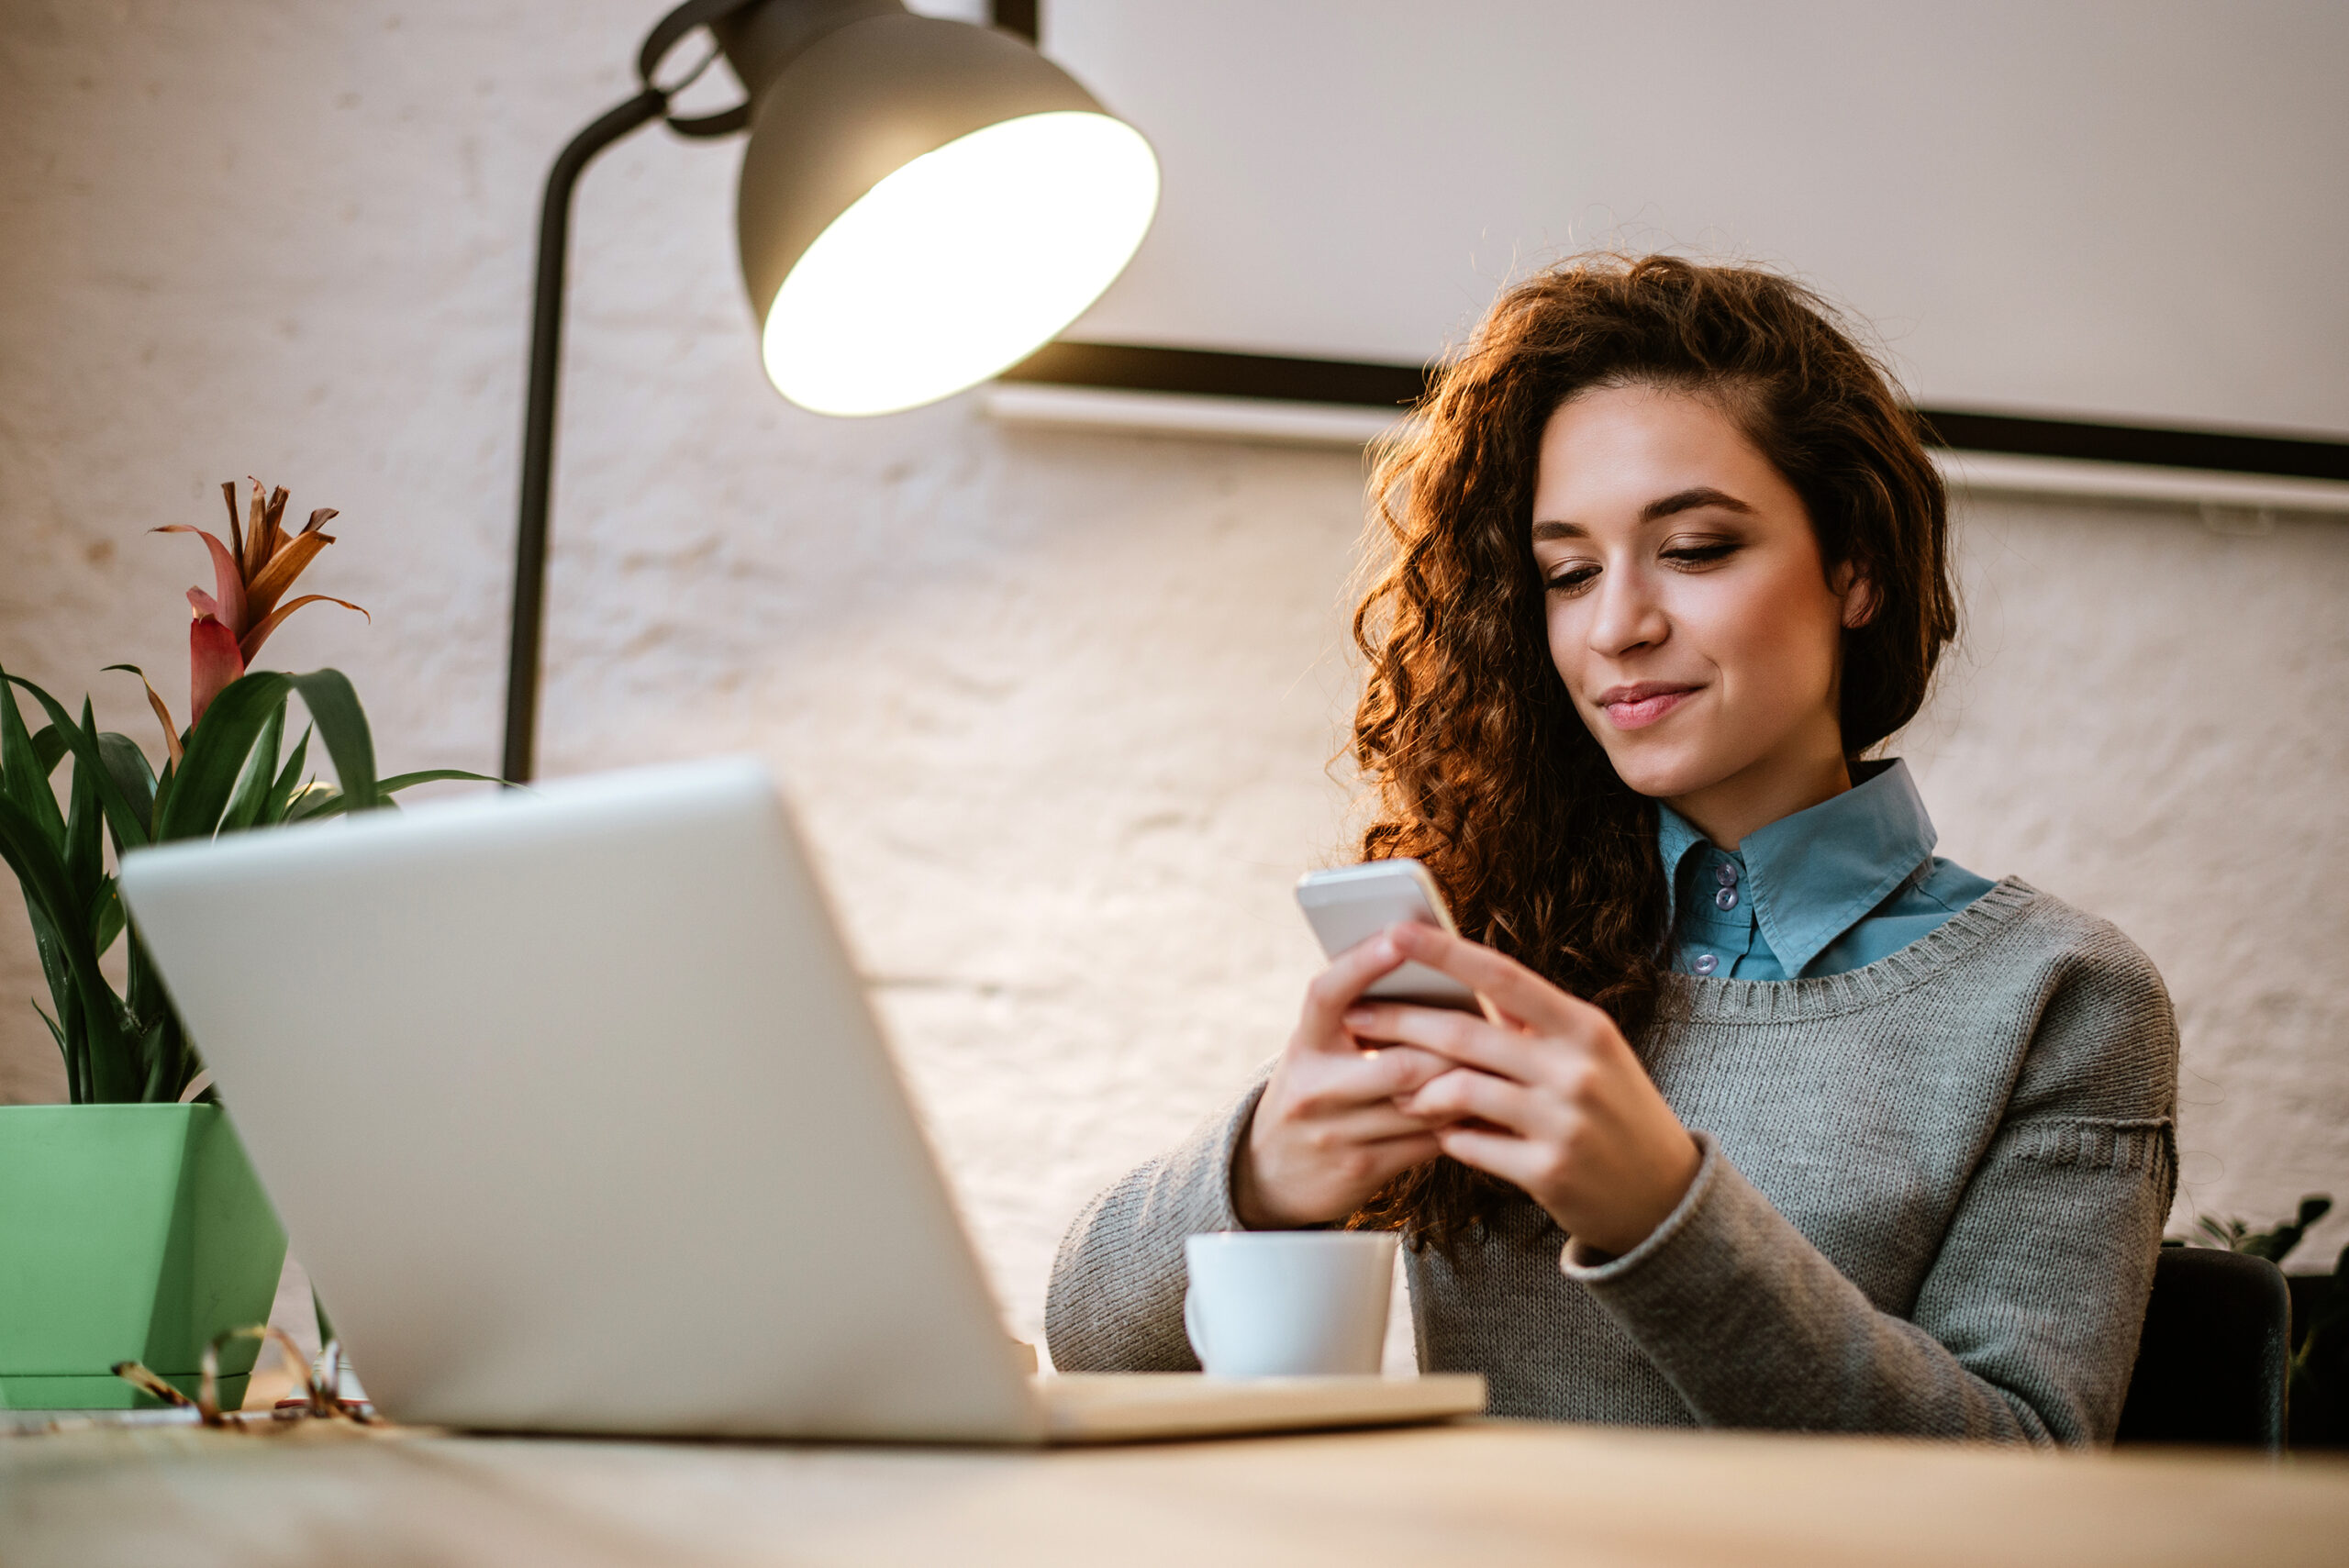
[2,0,2343,1369]
[1055,0,2349,437]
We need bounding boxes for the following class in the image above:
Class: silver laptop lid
[118,758,1040,1441]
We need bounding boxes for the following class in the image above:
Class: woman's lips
[1598,685,1698,729]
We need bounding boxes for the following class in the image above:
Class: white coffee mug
[1183,1230,1397,1377]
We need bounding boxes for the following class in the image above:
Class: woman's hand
[1341,921,1701,1260]
[1232,930,1457,1229]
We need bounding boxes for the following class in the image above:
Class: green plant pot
[0,1103,286,1410]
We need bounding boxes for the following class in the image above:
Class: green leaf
[2193,1215,2241,1250]
[287,670,378,813]
[122,924,169,1048]
[2239,1193,2334,1264]
[152,671,292,843]
[26,895,70,993]
[29,986,86,1103]
[58,980,90,1102]
[284,784,345,822]
[0,793,132,1098]
[139,1014,175,1103]
[24,895,80,1093]
[61,700,104,893]
[0,796,83,957]
[139,993,202,1105]
[262,727,311,825]
[0,672,66,845]
[95,733,158,844]
[150,757,175,838]
[3,672,152,853]
[217,701,285,835]
[30,725,67,777]
[93,878,125,957]
[379,769,505,795]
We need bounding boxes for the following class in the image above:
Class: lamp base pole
[498,86,669,786]
[501,0,769,784]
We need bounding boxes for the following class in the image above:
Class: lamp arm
[500,87,670,785]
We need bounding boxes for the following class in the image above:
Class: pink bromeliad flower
[151,479,368,739]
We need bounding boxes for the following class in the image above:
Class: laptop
[117,758,1483,1442]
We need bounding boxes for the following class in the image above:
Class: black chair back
[2115,1246,2290,1450]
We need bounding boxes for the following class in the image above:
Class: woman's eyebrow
[1531,487,1755,540]
[1641,486,1756,523]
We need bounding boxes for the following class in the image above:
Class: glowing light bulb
[762,111,1159,417]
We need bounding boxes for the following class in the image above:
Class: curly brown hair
[1347,253,1959,1245]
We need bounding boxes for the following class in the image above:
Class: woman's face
[1531,384,1868,840]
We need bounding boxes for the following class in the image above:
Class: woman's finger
[1292,1046,1452,1120]
[1341,1002,1543,1084]
[1338,1042,1454,1101]
[1433,1122,1546,1189]
[1387,921,1597,1035]
[1360,1129,1447,1177]
[1296,932,1411,1048]
[1403,1065,1547,1137]
[1311,1100,1458,1144]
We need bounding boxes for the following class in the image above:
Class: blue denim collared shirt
[1658,759,1996,981]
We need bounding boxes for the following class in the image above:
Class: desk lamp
[501,0,1159,780]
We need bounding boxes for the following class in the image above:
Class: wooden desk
[5,1419,2344,1567]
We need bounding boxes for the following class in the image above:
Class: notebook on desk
[117,758,1482,1443]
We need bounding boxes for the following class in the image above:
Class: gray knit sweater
[1046,880,2178,1445]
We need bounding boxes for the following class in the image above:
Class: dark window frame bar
[999,341,2349,484]
[989,0,1039,43]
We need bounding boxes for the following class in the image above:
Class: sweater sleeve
[1567,929,2179,1444]
[1044,1074,1270,1372]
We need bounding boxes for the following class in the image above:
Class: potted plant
[0,481,486,1409]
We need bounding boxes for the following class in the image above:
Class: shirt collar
[1655,759,1939,977]
[1656,801,1711,913]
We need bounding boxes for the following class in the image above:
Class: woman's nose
[1586,569,1669,656]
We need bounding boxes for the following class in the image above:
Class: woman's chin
[1600,740,1730,804]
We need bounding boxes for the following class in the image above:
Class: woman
[1046,254,2178,1445]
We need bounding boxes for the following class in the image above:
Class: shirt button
[1715,862,1738,888]
[1692,953,1719,975]
[1714,887,1739,911]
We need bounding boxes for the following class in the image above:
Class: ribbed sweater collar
[1655,877,2041,1025]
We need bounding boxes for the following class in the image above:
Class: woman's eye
[1663,541,1740,568]
[1543,564,1599,594]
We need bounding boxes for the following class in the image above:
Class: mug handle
[1183,1285,1212,1370]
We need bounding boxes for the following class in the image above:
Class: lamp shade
[729,12,1159,416]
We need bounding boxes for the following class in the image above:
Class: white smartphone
[1295,858,1490,1016]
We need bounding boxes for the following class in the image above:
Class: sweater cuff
[1559,1129,1725,1283]
[1205,1076,1270,1232]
